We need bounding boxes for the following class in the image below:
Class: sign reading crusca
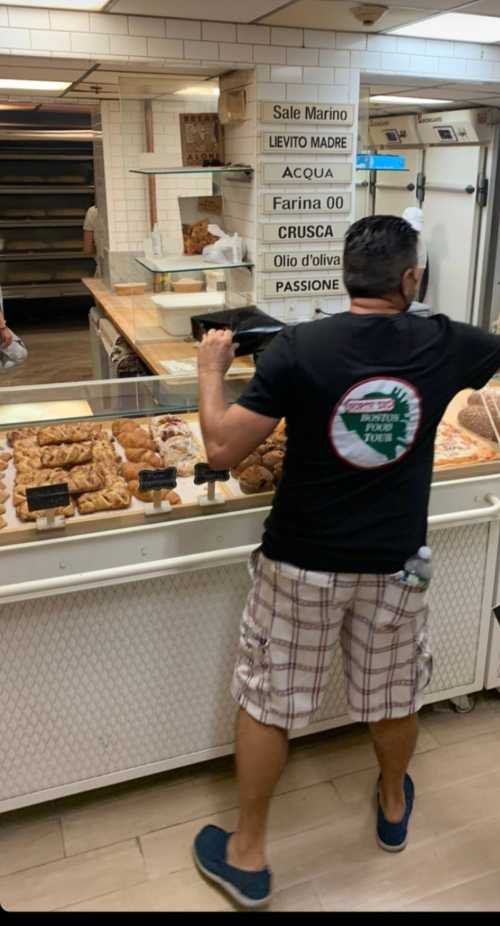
[262,132,352,154]
[261,221,350,244]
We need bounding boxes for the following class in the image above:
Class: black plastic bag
[191,306,284,357]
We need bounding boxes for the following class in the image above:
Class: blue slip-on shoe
[377,774,415,852]
[193,825,272,909]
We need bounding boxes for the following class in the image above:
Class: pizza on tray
[434,421,497,468]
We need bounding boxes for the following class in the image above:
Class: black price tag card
[194,462,230,485]
[138,466,177,492]
[26,482,70,512]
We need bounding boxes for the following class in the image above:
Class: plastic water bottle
[399,546,432,589]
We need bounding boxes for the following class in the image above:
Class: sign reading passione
[261,221,349,243]
[261,102,354,126]
[262,249,343,273]
[262,192,351,215]
[262,275,346,299]
[262,132,352,154]
[261,161,352,185]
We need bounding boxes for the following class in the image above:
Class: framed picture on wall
[179,113,224,167]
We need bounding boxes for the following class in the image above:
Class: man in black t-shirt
[193,216,500,909]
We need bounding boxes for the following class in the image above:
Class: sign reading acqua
[261,161,352,185]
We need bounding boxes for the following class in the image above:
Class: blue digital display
[356,154,407,171]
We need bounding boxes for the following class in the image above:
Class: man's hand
[198,329,237,376]
[0,326,13,349]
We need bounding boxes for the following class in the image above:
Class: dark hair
[343,215,418,299]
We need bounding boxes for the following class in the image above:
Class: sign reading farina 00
[261,102,354,126]
[262,132,352,154]
[262,192,351,215]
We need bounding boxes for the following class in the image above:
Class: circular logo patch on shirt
[330,377,421,469]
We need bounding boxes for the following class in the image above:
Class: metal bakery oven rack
[0,130,96,300]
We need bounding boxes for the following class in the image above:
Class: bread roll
[458,406,497,442]
[239,465,274,495]
[231,453,261,478]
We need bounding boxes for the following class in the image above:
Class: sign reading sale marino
[259,101,353,302]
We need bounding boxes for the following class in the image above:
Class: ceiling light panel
[390,13,500,43]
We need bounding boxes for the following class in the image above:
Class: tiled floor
[3,694,500,911]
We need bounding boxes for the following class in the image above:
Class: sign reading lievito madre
[262,132,352,154]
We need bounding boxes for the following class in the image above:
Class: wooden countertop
[83,277,254,380]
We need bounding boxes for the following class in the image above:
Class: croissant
[118,430,155,451]
[37,422,102,446]
[112,419,139,436]
[125,449,162,466]
[0,451,12,463]
[77,478,131,514]
[120,462,143,481]
[40,442,93,468]
[127,480,181,505]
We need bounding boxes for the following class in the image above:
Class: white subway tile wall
[1,7,489,317]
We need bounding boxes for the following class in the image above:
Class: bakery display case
[2,375,500,814]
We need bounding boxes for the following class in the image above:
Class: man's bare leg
[227,708,288,871]
[369,714,418,822]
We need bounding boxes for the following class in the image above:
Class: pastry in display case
[0,377,287,546]
[434,382,500,476]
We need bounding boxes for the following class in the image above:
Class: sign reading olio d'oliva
[260,102,354,125]
[261,249,343,272]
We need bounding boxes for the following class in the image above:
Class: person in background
[192,215,500,909]
[402,206,428,294]
[0,286,13,348]
[83,205,103,277]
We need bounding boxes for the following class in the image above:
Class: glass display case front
[1,375,500,547]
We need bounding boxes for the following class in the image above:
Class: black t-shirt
[237,313,500,574]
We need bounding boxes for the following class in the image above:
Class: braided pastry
[77,478,131,514]
[37,422,102,446]
[93,439,119,467]
[14,468,67,493]
[65,464,104,494]
[7,427,37,446]
[40,442,93,468]
[16,501,74,523]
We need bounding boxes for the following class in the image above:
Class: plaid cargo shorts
[231,549,432,729]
